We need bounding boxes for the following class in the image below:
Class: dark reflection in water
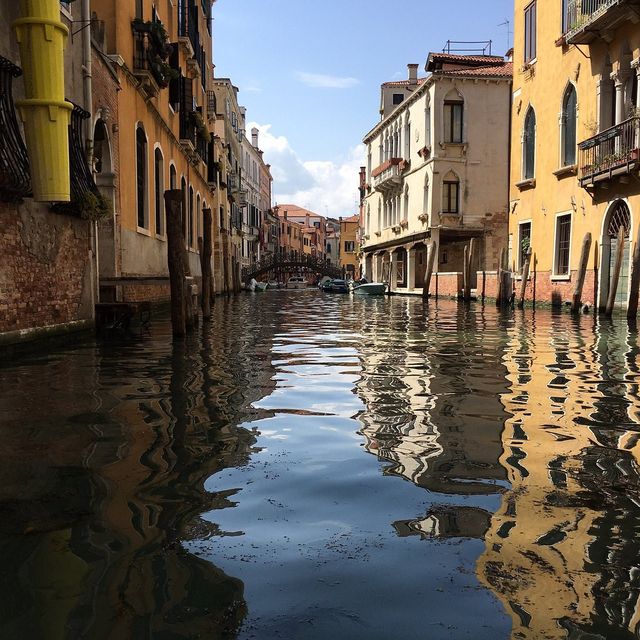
[1,294,640,639]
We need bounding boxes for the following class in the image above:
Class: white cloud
[249,122,364,219]
[294,71,359,89]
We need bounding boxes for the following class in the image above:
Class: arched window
[404,117,411,159]
[424,100,431,149]
[136,125,148,229]
[181,176,187,240]
[403,186,409,222]
[523,108,536,180]
[196,193,201,247]
[377,200,382,231]
[423,175,430,216]
[366,204,371,235]
[444,90,464,143]
[188,186,194,248]
[154,148,164,236]
[169,163,176,190]
[442,171,460,214]
[561,85,577,167]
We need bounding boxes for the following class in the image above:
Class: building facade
[240,122,261,270]
[0,2,101,345]
[361,57,512,295]
[509,0,640,310]
[339,215,360,278]
[277,204,327,261]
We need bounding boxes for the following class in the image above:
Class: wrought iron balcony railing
[0,56,31,201]
[578,115,640,187]
[564,0,637,44]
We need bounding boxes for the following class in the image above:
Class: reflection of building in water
[354,298,508,538]
[477,314,640,639]
[0,298,283,638]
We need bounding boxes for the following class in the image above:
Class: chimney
[305,213,310,228]
[408,63,419,85]
[251,126,259,148]
[284,209,288,220]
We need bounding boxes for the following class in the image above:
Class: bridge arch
[242,254,343,283]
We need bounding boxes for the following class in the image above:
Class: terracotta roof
[438,61,513,78]
[382,78,427,88]
[342,214,360,223]
[276,204,324,219]
[426,53,506,70]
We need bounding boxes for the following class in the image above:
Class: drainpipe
[13,0,73,201]
[81,0,99,305]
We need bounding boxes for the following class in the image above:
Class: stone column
[596,77,613,131]
[611,71,628,125]
[407,247,417,290]
[633,59,640,110]
[391,251,399,291]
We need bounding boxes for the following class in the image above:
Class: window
[561,85,577,166]
[393,93,404,105]
[188,186,194,248]
[524,1,537,63]
[181,176,187,238]
[136,126,148,229]
[518,222,532,271]
[442,175,460,214]
[154,148,164,236]
[444,99,463,143]
[555,214,571,276]
[345,241,355,252]
[523,108,536,180]
[169,164,176,190]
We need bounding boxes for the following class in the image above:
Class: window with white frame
[136,125,148,229]
[523,107,536,179]
[561,84,577,167]
[444,95,464,143]
[518,221,531,271]
[442,173,460,214]
[554,214,571,276]
[154,147,164,236]
[524,1,537,63]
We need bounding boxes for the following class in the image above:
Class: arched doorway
[393,247,407,288]
[600,200,631,308]
[413,243,427,288]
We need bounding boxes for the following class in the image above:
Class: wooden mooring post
[422,240,437,299]
[496,247,505,307]
[571,232,592,313]
[627,225,640,319]
[200,208,213,320]
[605,226,626,317]
[165,189,187,336]
[517,248,532,309]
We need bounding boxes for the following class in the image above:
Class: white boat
[267,280,282,289]
[254,281,268,292]
[287,276,307,289]
[352,282,387,296]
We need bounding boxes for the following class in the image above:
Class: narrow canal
[1,292,640,639]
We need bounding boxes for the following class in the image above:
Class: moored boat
[352,282,387,296]
[286,276,307,289]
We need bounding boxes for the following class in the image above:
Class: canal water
[1,292,640,639]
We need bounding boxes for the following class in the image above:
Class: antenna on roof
[498,19,512,53]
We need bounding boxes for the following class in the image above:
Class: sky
[213,0,514,219]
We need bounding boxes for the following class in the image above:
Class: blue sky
[213,0,514,218]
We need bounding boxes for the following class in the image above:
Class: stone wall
[0,202,94,334]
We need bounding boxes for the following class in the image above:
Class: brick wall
[0,202,93,333]
[434,272,464,298]
[519,270,596,306]
[121,283,171,303]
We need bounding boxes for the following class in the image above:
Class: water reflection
[0,297,283,639]
[478,311,640,639]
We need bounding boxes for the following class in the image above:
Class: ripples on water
[1,293,640,639]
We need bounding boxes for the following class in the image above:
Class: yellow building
[339,214,360,278]
[93,0,221,302]
[510,0,640,310]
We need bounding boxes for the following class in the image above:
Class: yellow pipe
[13,0,73,202]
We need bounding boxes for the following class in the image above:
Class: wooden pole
[165,189,186,336]
[467,238,476,301]
[605,226,626,316]
[572,232,592,313]
[201,208,213,320]
[517,248,532,309]
[463,245,470,301]
[422,240,437,299]
[627,225,640,319]
[496,247,505,307]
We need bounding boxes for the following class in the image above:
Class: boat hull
[352,283,387,296]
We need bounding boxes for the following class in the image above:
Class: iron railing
[578,115,640,185]
[242,253,342,282]
[132,28,172,90]
[52,103,101,216]
[0,56,31,200]
[564,0,619,41]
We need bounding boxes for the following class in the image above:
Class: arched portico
[599,199,632,309]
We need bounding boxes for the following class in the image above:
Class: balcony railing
[132,23,173,96]
[372,157,405,193]
[0,56,31,201]
[578,116,640,187]
[564,0,636,44]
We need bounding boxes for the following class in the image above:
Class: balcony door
[600,200,631,309]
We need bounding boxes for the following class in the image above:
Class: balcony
[578,116,640,188]
[131,20,174,97]
[372,157,406,193]
[564,0,640,45]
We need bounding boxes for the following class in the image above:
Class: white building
[240,120,263,268]
[361,53,512,296]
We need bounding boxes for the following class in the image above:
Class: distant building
[277,204,327,260]
[361,55,512,295]
[325,218,341,268]
[340,215,360,278]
